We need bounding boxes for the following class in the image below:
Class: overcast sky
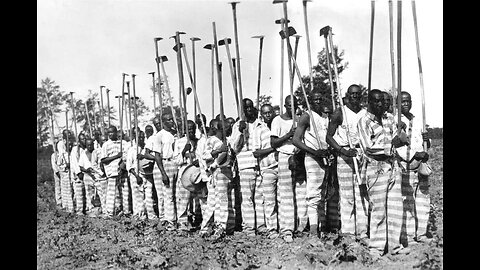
[37,0,443,128]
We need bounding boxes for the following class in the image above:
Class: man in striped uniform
[292,89,332,240]
[199,119,236,239]
[70,133,87,215]
[151,112,178,230]
[395,91,432,246]
[143,123,159,220]
[231,98,266,236]
[51,140,62,209]
[126,130,154,220]
[326,84,369,240]
[173,120,200,231]
[91,134,107,214]
[357,89,410,256]
[270,95,299,243]
[100,125,129,218]
[253,104,279,239]
[56,136,75,213]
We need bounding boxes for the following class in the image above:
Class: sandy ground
[37,139,443,269]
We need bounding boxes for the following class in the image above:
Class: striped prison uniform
[201,135,236,232]
[100,139,130,217]
[152,129,177,225]
[51,151,62,208]
[396,114,431,244]
[145,132,161,220]
[303,110,331,231]
[74,148,102,213]
[173,136,196,226]
[231,118,265,234]
[191,134,208,225]
[70,145,86,214]
[331,107,369,237]
[126,143,154,219]
[256,123,279,235]
[56,150,75,213]
[358,111,403,253]
[270,115,296,236]
[91,147,108,214]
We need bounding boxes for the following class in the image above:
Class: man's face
[261,105,274,124]
[162,114,175,130]
[100,135,107,146]
[93,131,100,140]
[86,140,95,152]
[78,134,87,147]
[187,122,196,139]
[401,93,412,115]
[153,118,162,132]
[369,92,385,115]
[243,99,256,119]
[310,93,323,113]
[383,93,393,113]
[284,97,298,117]
[107,127,117,141]
[226,118,236,128]
[320,105,333,119]
[347,87,362,106]
[138,132,145,146]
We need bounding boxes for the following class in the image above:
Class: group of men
[50,84,432,257]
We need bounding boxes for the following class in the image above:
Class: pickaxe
[190,37,201,117]
[171,32,187,136]
[157,55,181,136]
[277,22,297,125]
[320,26,337,110]
[302,0,314,93]
[218,37,242,119]
[154,37,164,125]
[275,18,290,114]
[228,2,244,120]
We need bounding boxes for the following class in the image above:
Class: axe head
[251,35,264,39]
[275,18,290,24]
[106,88,111,92]
[293,34,302,39]
[100,85,105,88]
[122,73,129,77]
[186,87,192,95]
[319,26,331,37]
[203,44,213,50]
[190,37,201,41]
[218,38,232,46]
[273,0,287,4]
[279,26,297,39]
[148,71,155,75]
[156,56,169,63]
[172,43,185,52]
[154,37,163,42]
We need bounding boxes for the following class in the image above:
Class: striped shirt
[152,129,176,159]
[100,139,130,177]
[357,111,397,158]
[256,123,278,169]
[231,118,264,170]
[126,144,153,175]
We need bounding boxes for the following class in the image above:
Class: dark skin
[383,92,394,114]
[326,85,363,158]
[101,126,123,165]
[209,120,228,158]
[253,104,276,159]
[236,99,257,153]
[145,125,154,139]
[130,131,146,185]
[270,96,298,149]
[79,139,97,180]
[181,121,200,166]
[292,92,329,159]
[153,113,176,187]
[400,92,430,161]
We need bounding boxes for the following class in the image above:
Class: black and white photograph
[37,0,443,269]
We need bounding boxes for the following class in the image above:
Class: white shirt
[270,115,297,154]
[152,129,176,159]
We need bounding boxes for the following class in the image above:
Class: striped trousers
[238,167,258,234]
[366,159,403,253]
[59,171,74,213]
[277,152,295,236]
[104,175,120,216]
[152,166,165,220]
[53,172,62,207]
[326,184,340,232]
[141,174,157,220]
[83,174,97,212]
[337,154,369,237]
[175,166,191,225]
[156,160,177,224]
[119,173,132,214]
[73,176,85,214]
[304,154,328,230]
[129,173,147,218]
[95,178,108,213]
[261,167,279,233]
[294,174,308,233]
[401,170,430,244]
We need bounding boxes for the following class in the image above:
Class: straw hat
[179,163,204,192]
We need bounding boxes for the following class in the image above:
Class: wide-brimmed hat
[179,163,204,192]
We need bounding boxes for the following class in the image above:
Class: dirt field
[37,139,443,269]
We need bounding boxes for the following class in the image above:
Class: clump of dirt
[37,139,443,270]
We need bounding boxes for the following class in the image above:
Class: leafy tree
[294,46,349,108]
[257,94,273,108]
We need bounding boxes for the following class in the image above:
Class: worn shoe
[267,231,279,240]
[391,246,411,255]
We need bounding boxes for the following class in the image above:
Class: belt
[162,158,172,161]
